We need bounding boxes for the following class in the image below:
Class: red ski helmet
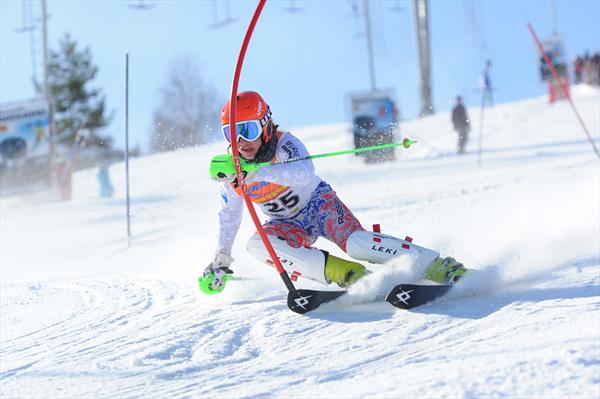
[221,91,273,143]
[220,91,277,162]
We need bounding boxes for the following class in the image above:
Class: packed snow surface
[1,86,599,398]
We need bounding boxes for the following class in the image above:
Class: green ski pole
[255,138,417,169]
[210,138,417,181]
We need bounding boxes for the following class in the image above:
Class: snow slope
[1,86,599,398]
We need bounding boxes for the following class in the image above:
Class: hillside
[1,86,599,398]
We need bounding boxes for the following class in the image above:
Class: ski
[200,274,455,313]
[287,283,453,314]
[287,289,346,314]
[385,283,453,309]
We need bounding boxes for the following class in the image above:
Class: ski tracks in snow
[2,260,598,398]
[1,278,320,397]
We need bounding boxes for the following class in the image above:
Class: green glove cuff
[241,160,259,172]
[209,154,235,180]
[209,154,260,181]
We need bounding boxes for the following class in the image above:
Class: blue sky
[1,0,599,151]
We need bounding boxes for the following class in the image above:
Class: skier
[452,96,470,155]
[204,91,467,291]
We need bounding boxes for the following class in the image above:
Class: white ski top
[216,132,322,255]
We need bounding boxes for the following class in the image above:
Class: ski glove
[209,154,260,183]
[203,251,235,290]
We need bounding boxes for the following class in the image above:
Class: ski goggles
[222,120,263,144]
[222,108,272,143]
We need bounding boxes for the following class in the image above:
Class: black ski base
[287,283,454,314]
[385,283,453,309]
[287,289,346,314]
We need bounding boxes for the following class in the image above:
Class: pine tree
[38,34,113,149]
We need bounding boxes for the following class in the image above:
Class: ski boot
[424,256,468,284]
[324,253,368,288]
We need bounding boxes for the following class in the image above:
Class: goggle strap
[259,108,272,128]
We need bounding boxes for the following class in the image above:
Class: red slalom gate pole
[527,22,599,159]
[228,0,295,292]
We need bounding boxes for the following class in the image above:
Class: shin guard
[345,230,439,271]
[246,233,328,285]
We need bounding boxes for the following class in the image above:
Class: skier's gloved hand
[209,154,260,183]
[203,251,234,290]
[231,170,258,188]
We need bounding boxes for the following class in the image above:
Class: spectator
[583,51,594,84]
[97,163,114,198]
[591,52,600,85]
[574,56,583,84]
[451,96,470,155]
[572,50,599,86]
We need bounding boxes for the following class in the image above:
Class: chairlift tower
[207,0,236,29]
[363,0,377,92]
[413,0,434,116]
[39,0,54,164]
[549,0,558,35]
[15,0,37,83]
